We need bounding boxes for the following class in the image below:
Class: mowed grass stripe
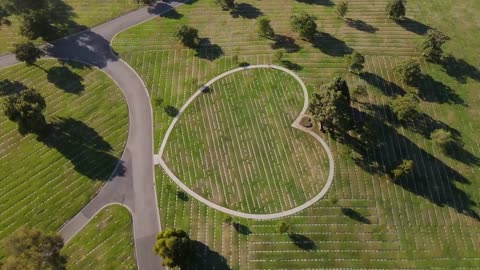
[63,205,136,270]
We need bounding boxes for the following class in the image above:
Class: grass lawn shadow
[37,117,124,181]
[0,79,27,96]
[295,0,334,6]
[288,233,317,250]
[348,107,479,220]
[441,55,480,84]
[397,17,431,35]
[341,207,371,224]
[231,3,263,19]
[346,18,378,33]
[47,66,85,94]
[360,72,405,97]
[312,32,352,57]
[271,34,301,53]
[188,240,231,270]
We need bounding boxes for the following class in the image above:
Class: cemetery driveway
[0,1,187,269]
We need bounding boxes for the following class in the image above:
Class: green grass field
[63,205,136,270]
[0,0,142,54]
[164,68,330,213]
[0,59,128,258]
[113,0,480,268]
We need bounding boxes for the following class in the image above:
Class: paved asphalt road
[0,1,187,269]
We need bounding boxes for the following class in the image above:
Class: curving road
[0,1,187,269]
[157,65,335,220]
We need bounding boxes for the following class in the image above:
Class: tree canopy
[13,42,44,66]
[386,0,405,21]
[309,76,351,133]
[336,1,348,19]
[290,12,317,41]
[2,87,47,134]
[391,159,414,181]
[1,227,66,270]
[419,29,449,62]
[214,0,236,11]
[256,16,275,39]
[394,59,422,86]
[346,51,365,74]
[275,222,291,234]
[390,93,418,122]
[153,228,193,268]
[174,25,200,48]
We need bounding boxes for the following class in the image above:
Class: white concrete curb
[158,64,335,220]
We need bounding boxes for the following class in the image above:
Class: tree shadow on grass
[281,60,303,71]
[231,3,263,19]
[312,32,352,57]
[164,105,179,117]
[195,38,224,61]
[159,8,183,19]
[360,72,405,97]
[47,66,84,94]
[186,241,231,270]
[416,74,464,105]
[271,34,301,53]
[288,233,317,250]
[397,17,431,35]
[441,55,480,84]
[406,111,461,139]
[0,79,27,96]
[176,191,189,201]
[341,207,371,224]
[346,18,378,33]
[36,117,124,181]
[443,142,480,167]
[295,0,334,6]
[233,222,251,235]
[348,107,479,220]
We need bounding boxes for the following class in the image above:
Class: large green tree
[290,12,317,41]
[174,25,200,48]
[386,0,405,21]
[13,42,44,66]
[1,227,66,270]
[390,93,418,122]
[2,87,47,134]
[214,0,236,11]
[394,59,422,86]
[309,77,351,133]
[419,29,449,62]
[153,228,193,268]
[256,16,275,39]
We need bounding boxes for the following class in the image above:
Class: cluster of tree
[290,12,317,41]
[153,228,193,268]
[0,227,66,270]
[2,87,47,134]
[309,77,351,134]
[386,0,405,21]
